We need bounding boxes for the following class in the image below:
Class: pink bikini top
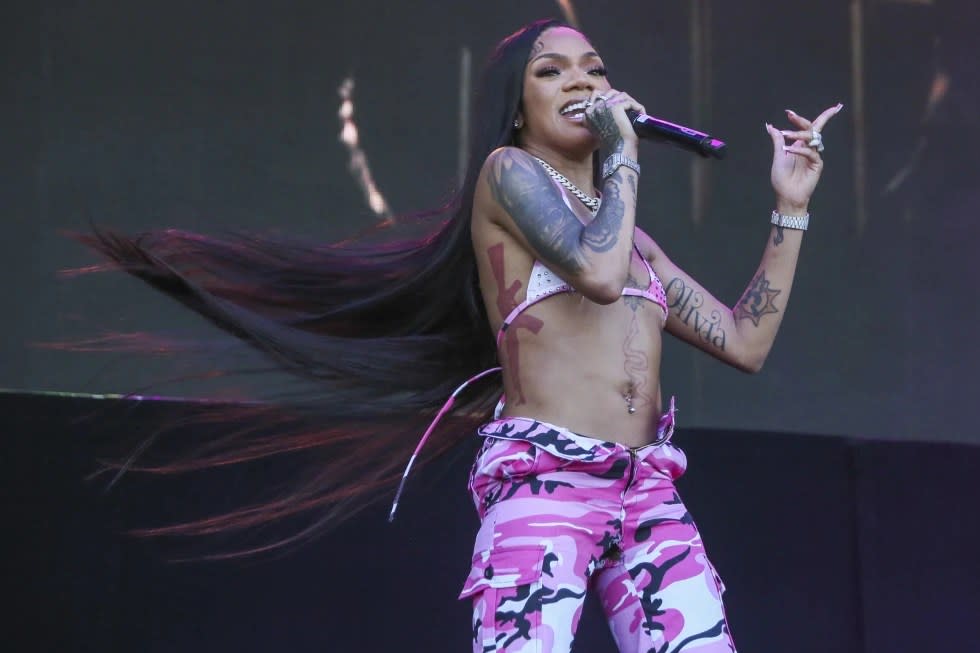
[495,247,669,349]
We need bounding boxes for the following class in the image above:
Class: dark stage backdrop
[3,0,978,443]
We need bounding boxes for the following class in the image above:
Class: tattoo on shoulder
[487,150,628,269]
[734,270,781,327]
[487,150,587,272]
[664,277,727,351]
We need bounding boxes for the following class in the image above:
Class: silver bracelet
[601,153,641,180]
[771,210,809,231]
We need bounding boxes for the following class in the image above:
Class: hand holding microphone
[584,89,727,160]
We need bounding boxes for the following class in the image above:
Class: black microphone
[626,110,727,159]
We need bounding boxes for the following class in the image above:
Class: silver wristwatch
[601,153,641,180]
[770,210,810,231]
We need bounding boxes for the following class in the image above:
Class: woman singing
[82,17,840,653]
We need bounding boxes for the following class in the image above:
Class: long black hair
[74,18,569,556]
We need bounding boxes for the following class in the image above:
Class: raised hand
[765,103,843,212]
[584,89,645,154]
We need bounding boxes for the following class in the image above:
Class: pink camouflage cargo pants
[459,414,736,653]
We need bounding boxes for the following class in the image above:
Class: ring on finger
[808,129,825,152]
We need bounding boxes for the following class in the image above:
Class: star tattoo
[734,270,781,327]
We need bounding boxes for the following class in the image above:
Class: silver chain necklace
[533,156,600,215]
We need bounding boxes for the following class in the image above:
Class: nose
[562,66,595,92]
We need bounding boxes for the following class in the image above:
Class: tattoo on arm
[733,270,781,327]
[580,169,625,253]
[488,151,587,272]
[773,225,785,247]
[487,150,627,269]
[587,99,625,154]
[665,277,727,351]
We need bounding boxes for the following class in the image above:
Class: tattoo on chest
[488,243,542,405]
[665,277,727,350]
[623,272,644,312]
[734,270,781,326]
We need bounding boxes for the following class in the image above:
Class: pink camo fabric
[460,415,736,653]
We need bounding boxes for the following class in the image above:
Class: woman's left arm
[644,103,843,373]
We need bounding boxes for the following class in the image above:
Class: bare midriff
[492,261,667,449]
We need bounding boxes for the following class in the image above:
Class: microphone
[626,110,727,159]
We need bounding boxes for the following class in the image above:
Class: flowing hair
[72,18,570,557]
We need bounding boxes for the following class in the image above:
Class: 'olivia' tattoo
[734,270,781,327]
[488,243,542,405]
[665,277,727,351]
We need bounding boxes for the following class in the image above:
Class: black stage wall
[4,392,978,652]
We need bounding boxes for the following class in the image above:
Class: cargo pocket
[458,544,546,600]
[460,545,548,650]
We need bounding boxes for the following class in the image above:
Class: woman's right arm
[479,88,645,304]
[480,146,637,304]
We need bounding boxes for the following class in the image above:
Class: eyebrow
[529,51,600,65]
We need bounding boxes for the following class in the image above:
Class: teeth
[561,101,589,115]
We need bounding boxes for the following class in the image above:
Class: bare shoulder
[481,145,537,175]
[475,146,541,221]
[473,146,556,254]
[471,147,533,254]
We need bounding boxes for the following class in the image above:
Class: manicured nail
[834,103,844,113]
[785,109,797,116]
[765,122,772,131]
[780,130,792,136]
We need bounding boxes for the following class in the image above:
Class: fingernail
[782,145,791,152]
[785,109,797,115]
[765,122,772,131]
[780,130,792,136]
[834,103,844,112]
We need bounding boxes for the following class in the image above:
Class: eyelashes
[535,65,608,78]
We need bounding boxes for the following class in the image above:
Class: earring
[513,118,523,129]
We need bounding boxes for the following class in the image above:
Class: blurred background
[3,0,977,444]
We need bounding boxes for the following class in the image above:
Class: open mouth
[559,99,590,121]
